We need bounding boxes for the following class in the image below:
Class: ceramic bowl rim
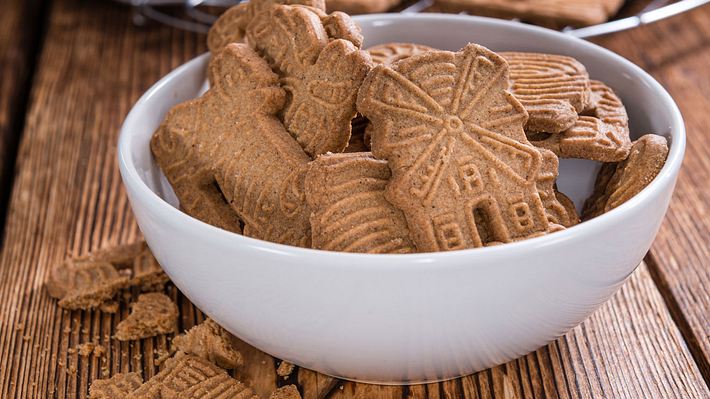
[117,13,686,265]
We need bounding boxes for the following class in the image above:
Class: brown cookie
[536,148,579,228]
[305,153,416,253]
[115,293,178,341]
[207,0,326,53]
[502,52,591,134]
[151,43,312,247]
[130,248,169,292]
[432,0,622,29]
[270,385,302,399]
[327,0,401,14]
[172,318,243,369]
[528,80,631,162]
[246,4,371,156]
[89,372,143,399]
[583,134,669,219]
[46,259,129,310]
[367,42,436,66]
[358,44,554,251]
[127,352,258,399]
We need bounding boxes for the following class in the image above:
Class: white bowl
[118,14,684,384]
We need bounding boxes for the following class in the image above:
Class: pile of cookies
[151,0,668,254]
[46,243,301,399]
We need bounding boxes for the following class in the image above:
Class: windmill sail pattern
[358,44,553,252]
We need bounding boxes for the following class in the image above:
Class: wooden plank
[0,1,707,398]
[593,6,710,380]
[325,264,709,399]
[0,0,46,237]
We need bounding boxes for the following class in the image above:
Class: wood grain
[0,0,46,238]
[594,5,710,381]
[0,0,708,398]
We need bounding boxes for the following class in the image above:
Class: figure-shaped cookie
[207,0,326,53]
[246,5,371,156]
[172,318,243,369]
[126,353,258,399]
[502,52,591,134]
[152,44,312,247]
[358,44,552,251]
[367,43,436,66]
[583,134,668,219]
[305,153,416,253]
[536,148,579,227]
[115,293,178,341]
[90,373,143,399]
[528,80,631,162]
[46,259,128,310]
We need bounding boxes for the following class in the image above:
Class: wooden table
[0,1,708,398]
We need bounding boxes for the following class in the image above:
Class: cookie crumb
[270,384,301,399]
[276,361,295,378]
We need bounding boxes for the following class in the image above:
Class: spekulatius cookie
[126,352,258,399]
[246,4,371,156]
[501,52,592,134]
[151,44,312,247]
[115,292,178,341]
[358,44,556,251]
[583,134,669,219]
[305,152,416,253]
[527,80,631,162]
[207,0,326,53]
[367,42,436,66]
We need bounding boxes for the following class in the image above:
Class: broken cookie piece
[89,372,143,399]
[270,384,302,399]
[130,248,169,292]
[126,352,258,398]
[46,259,129,310]
[172,318,243,369]
[115,293,178,341]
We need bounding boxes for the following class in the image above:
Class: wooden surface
[0,0,46,238]
[0,1,709,398]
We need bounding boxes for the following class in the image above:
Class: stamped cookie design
[151,43,312,247]
[207,0,326,53]
[46,259,128,310]
[502,52,591,133]
[583,134,669,219]
[305,153,416,253]
[327,0,401,14]
[528,80,631,162]
[367,43,436,66]
[246,4,371,156]
[126,353,257,399]
[358,44,553,251]
[89,373,143,399]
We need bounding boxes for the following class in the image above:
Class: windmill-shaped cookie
[246,4,371,156]
[151,44,312,247]
[358,44,553,251]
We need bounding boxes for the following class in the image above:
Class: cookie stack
[150,0,668,254]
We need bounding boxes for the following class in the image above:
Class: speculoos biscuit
[151,43,312,247]
[583,134,669,219]
[358,44,554,251]
[115,293,178,341]
[367,42,436,66]
[172,318,243,369]
[305,152,416,253]
[246,4,370,156]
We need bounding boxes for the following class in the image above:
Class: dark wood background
[0,1,708,398]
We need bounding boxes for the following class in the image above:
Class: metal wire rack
[116,0,710,38]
